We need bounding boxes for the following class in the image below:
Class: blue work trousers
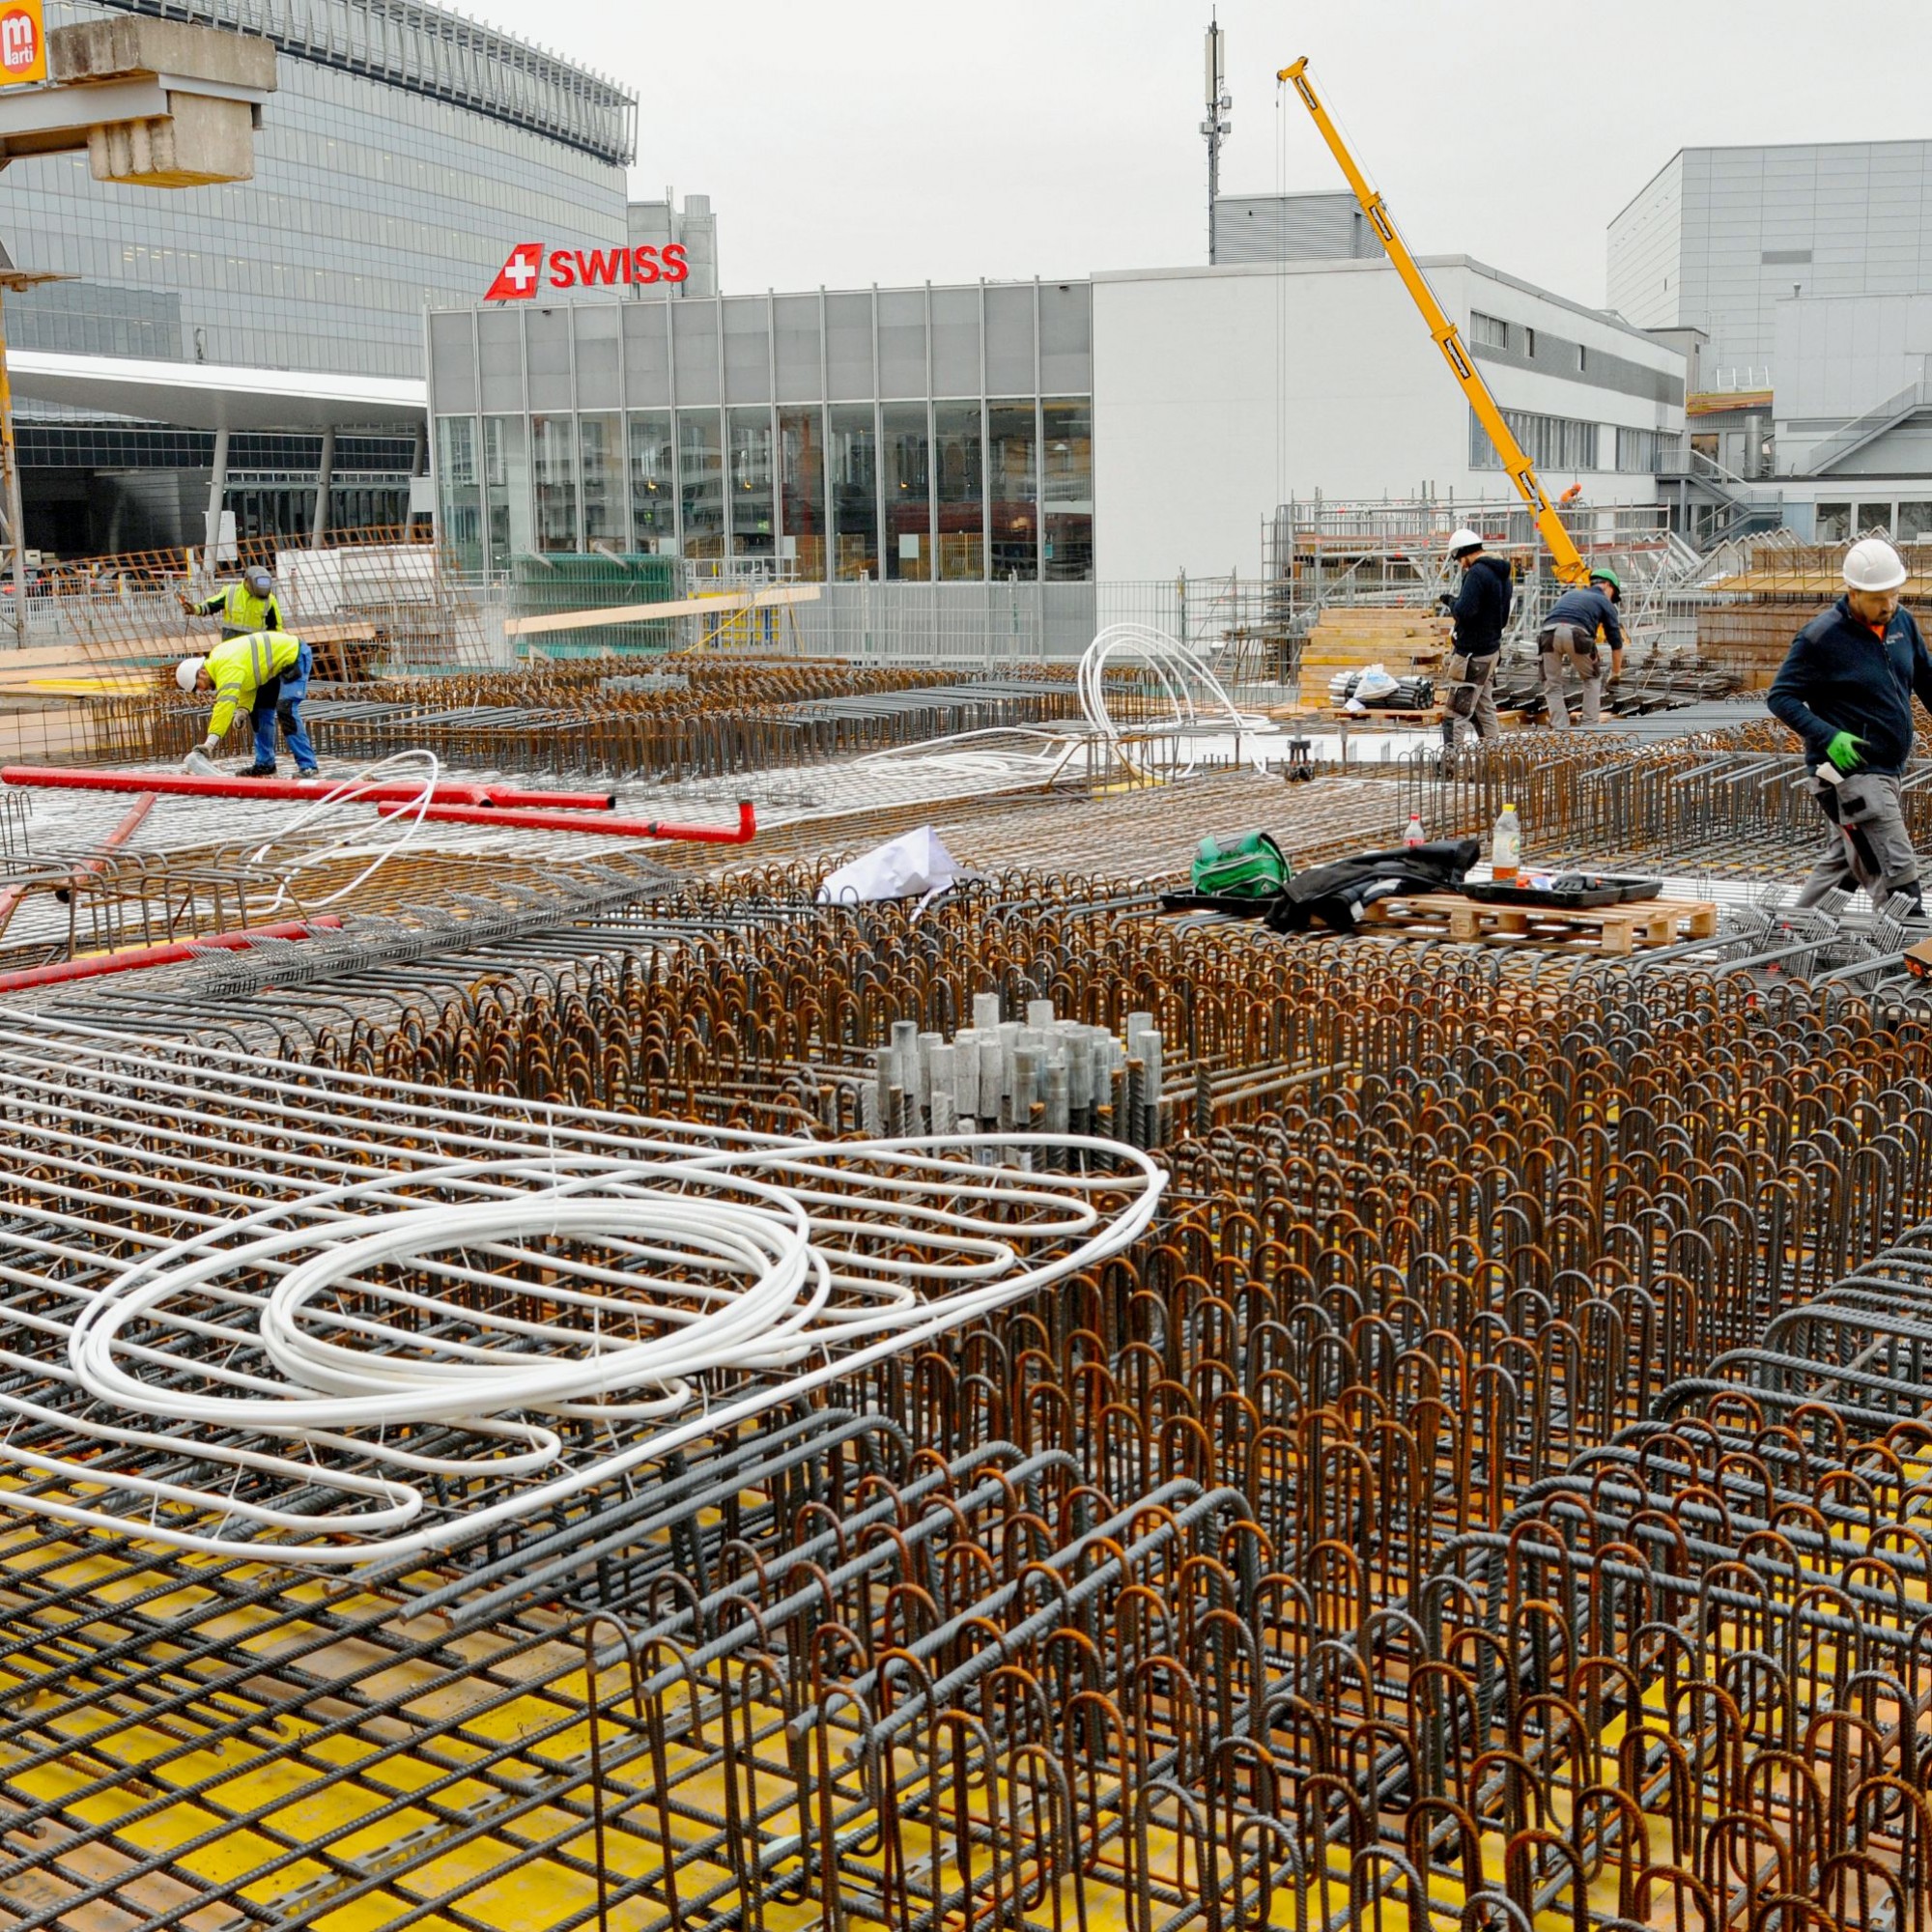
[250,641,316,772]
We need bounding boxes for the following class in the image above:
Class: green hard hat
[1589,565,1622,593]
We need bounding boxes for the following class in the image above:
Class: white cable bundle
[0,1009,1165,1564]
[1077,622,1249,780]
[245,749,440,912]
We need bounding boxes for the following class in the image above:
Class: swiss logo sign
[485,242,689,300]
[0,0,46,85]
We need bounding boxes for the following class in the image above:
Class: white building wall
[1092,258,1683,582]
[1606,152,1685,330]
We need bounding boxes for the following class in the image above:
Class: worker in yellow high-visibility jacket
[181,566,283,639]
[177,631,319,778]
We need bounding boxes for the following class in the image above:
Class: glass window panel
[672,301,721,406]
[829,403,878,581]
[628,411,675,553]
[825,292,873,400]
[728,406,775,563]
[526,309,571,412]
[435,416,481,572]
[482,413,531,568]
[878,290,927,399]
[677,408,724,564]
[780,405,827,581]
[933,402,982,581]
[931,287,980,397]
[882,403,929,581]
[1040,398,1092,582]
[623,302,671,407]
[723,298,772,404]
[987,401,1037,581]
[985,286,1035,394]
[1857,501,1893,535]
[531,412,577,552]
[1898,501,1932,543]
[476,310,526,414]
[429,313,476,414]
[1038,284,1092,394]
[573,306,620,410]
[579,412,621,550]
[1814,503,1851,543]
[774,295,823,403]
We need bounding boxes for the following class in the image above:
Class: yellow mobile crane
[1280,56,1590,585]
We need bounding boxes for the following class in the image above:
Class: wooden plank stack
[1297,608,1449,676]
[1357,891,1719,955]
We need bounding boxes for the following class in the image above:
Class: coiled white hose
[1077,622,1249,780]
[245,749,440,912]
[3,1006,1163,1564]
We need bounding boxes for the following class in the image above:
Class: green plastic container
[1192,831,1291,898]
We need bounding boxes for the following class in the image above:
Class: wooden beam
[505,582,822,639]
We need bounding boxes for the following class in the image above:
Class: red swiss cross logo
[485,243,543,302]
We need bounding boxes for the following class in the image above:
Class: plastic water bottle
[1492,802,1521,884]
[1404,810,1426,848]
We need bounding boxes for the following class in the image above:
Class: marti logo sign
[486,242,690,300]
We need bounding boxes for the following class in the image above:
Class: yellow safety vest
[204,630,303,739]
[206,582,283,635]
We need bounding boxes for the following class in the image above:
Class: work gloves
[1826,730,1866,774]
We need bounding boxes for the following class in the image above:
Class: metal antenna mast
[1202,15,1231,263]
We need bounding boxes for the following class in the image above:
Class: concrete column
[308,425,334,549]
[410,418,427,476]
[203,424,229,567]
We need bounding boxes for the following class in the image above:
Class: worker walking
[1768,536,1932,924]
[177,631,320,778]
[1536,567,1625,727]
[1437,529,1513,748]
[183,565,282,639]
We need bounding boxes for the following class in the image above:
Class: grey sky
[499,0,1932,312]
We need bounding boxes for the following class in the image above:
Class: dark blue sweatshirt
[1448,553,1513,657]
[1543,585,1624,652]
[1768,596,1932,775]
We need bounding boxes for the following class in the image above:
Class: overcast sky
[498,0,1932,312]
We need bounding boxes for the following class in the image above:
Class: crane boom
[1279,56,1588,584]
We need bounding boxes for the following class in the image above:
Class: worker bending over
[1768,536,1932,924]
[177,631,319,778]
[183,565,282,640]
[1437,528,1513,747]
[1536,567,1624,728]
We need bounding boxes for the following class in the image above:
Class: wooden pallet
[1357,891,1719,955]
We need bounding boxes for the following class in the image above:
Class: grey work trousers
[1796,768,1925,915]
[1442,649,1500,746]
[1538,622,1602,728]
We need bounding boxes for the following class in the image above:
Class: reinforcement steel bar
[0,765,619,811]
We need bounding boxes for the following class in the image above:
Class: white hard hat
[176,656,206,692]
[1447,528,1485,556]
[1845,536,1909,593]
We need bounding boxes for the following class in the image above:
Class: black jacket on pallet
[1162,838,1481,933]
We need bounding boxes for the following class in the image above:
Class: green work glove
[1826,730,1865,773]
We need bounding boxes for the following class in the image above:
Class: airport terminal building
[6,0,637,554]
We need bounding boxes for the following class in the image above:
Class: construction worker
[1768,535,1932,924]
[1437,529,1513,747]
[1536,567,1625,728]
[176,631,319,778]
[183,565,282,639]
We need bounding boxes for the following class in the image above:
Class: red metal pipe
[374,798,757,843]
[0,790,157,940]
[0,916,342,993]
[0,767,616,812]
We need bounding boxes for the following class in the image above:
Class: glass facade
[431,284,1095,580]
[5,0,633,383]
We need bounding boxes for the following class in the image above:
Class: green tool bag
[1192,831,1291,899]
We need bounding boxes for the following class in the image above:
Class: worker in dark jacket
[1768,536,1932,921]
[1437,529,1513,746]
[1537,569,1625,727]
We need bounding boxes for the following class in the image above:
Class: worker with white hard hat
[176,629,319,778]
[1768,535,1932,927]
[1436,528,1513,750]
[182,564,283,640]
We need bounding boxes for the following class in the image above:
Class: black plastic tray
[1461,873,1662,910]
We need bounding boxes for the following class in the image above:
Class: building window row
[1470,407,1599,473]
[1815,500,1932,544]
[438,397,1093,582]
[1614,427,1680,473]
